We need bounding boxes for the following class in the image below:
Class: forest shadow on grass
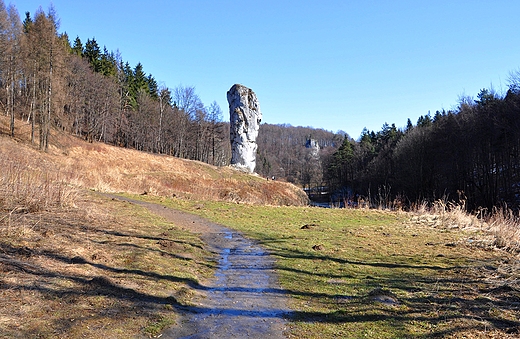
[0,193,219,339]
[151,197,520,339]
[253,232,520,338]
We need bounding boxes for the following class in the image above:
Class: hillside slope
[0,116,306,337]
[0,116,308,207]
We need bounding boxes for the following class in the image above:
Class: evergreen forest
[2,3,520,213]
[326,88,520,212]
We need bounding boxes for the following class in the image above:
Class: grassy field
[138,195,520,339]
[1,116,519,338]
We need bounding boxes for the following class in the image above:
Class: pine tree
[83,38,100,72]
[147,74,158,98]
[132,62,147,92]
[99,46,116,77]
[406,118,413,132]
[71,36,82,56]
[22,11,32,33]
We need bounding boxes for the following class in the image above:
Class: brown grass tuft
[409,198,482,230]
[408,197,520,254]
[489,208,520,252]
[0,134,78,237]
[0,157,77,213]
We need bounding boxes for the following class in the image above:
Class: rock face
[305,138,320,158]
[227,84,262,173]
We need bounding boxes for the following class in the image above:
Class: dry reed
[407,197,520,253]
[1,160,75,211]
[407,197,481,230]
[0,140,78,234]
[488,207,520,252]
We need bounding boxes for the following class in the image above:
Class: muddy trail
[109,195,291,338]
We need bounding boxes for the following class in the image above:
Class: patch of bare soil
[110,195,291,338]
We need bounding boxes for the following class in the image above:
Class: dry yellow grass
[489,208,520,253]
[409,198,520,253]
[0,117,308,207]
[0,191,214,338]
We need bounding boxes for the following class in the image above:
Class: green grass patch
[134,195,517,339]
[143,314,176,337]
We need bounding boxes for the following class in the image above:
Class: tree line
[0,3,230,165]
[4,3,520,213]
[256,124,343,186]
[326,82,520,212]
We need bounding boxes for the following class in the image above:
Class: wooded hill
[0,3,230,165]
[2,3,520,212]
[256,123,343,184]
[0,3,340,188]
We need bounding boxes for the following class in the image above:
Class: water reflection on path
[167,228,291,339]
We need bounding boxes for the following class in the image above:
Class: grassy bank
[0,192,215,338]
[141,195,519,338]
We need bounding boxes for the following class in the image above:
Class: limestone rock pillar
[227,84,262,173]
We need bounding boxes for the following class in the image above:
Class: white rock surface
[227,84,262,173]
[305,138,320,158]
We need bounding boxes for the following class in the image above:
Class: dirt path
[109,195,291,338]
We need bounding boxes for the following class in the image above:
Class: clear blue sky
[13,0,520,139]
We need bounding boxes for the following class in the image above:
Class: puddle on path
[167,227,291,338]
